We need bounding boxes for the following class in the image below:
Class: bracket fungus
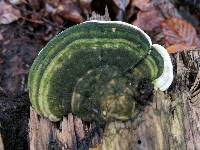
[28,20,173,122]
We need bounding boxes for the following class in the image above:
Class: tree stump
[28,9,200,150]
[29,50,200,150]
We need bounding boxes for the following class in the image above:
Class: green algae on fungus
[28,20,173,122]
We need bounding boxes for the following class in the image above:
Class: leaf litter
[0,1,21,24]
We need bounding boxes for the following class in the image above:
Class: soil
[0,23,46,149]
[0,94,29,149]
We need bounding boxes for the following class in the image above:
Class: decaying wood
[29,50,200,150]
[29,9,200,150]
[100,51,200,150]
[0,133,4,150]
[102,91,186,149]
[29,109,85,150]
[29,109,103,150]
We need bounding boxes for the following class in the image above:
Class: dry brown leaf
[79,0,93,15]
[8,0,27,5]
[0,1,21,24]
[127,0,151,22]
[45,3,57,14]
[161,18,200,53]
[0,56,4,64]
[133,9,164,31]
[57,0,85,23]
[166,44,193,54]
[0,33,3,41]
[132,0,153,11]
[46,0,60,6]
[28,0,43,10]
[151,0,180,18]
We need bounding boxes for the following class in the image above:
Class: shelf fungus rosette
[28,20,173,122]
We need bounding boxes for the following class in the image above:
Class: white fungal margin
[83,20,173,91]
[152,44,173,91]
[83,20,152,46]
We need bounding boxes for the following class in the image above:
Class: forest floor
[0,0,200,149]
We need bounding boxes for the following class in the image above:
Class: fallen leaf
[28,0,43,10]
[79,0,93,15]
[151,0,180,18]
[45,3,57,14]
[8,0,27,5]
[45,0,60,13]
[133,9,164,31]
[0,33,3,41]
[0,56,4,64]
[126,0,137,21]
[57,0,85,23]
[161,18,200,53]
[0,1,21,24]
[51,14,64,25]
[132,0,153,11]
[166,44,193,54]
[45,1,64,25]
